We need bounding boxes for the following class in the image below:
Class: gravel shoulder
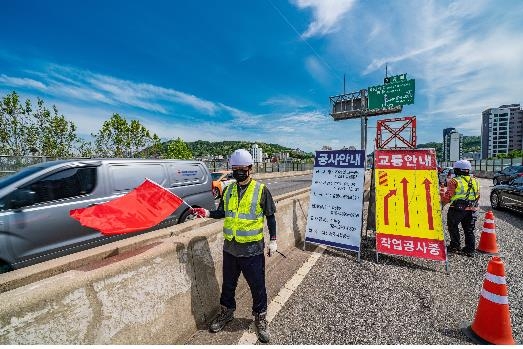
[268,177,522,345]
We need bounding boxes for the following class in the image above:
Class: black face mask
[233,169,249,182]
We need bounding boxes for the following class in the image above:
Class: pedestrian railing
[202,160,313,173]
[0,155,51,177]
[440,158,523,173]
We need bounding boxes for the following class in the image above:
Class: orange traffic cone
[462,257,515,344]
[476,211,499,255]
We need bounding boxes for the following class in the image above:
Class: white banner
[305,150,365,252]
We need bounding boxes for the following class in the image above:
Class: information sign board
[368,78,415,110]
[305,150,365,252]
[374,149,446,261]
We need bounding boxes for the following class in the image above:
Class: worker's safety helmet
[453,159,472,175]
[229,149,254,167]
[453,159,472,171]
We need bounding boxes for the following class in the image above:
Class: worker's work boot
[209,305,234,333]
[253,311,270,343]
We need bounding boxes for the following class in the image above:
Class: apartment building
[442,128,462,161]
[250,143,263,163]
[481,104,523,159]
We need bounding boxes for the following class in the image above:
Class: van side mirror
[10,189,36,209]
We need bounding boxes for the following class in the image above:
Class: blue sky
[1,0,523,153]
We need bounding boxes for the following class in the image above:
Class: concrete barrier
[0,187,311,344]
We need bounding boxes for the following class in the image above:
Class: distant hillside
[462,135,481,152]
[417,136,480,161]
[416,141,443,156]
[186,140,314,160]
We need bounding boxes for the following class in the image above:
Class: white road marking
[237,246,325,344]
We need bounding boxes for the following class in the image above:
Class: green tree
[165,137,193,159]
[77,140,95,158]
[0,92,84,157]
[0,92,33,155]
[496,149,523,159]
[510,149,523,158]
[32,99,80,158]
[417,142,443,161]
[92,113,129,157]
[128,119,153,157]
[92,113,160,158]
[148,134,163,158]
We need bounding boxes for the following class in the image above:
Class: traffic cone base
[462,326,492,345]
[477,211,499,255]
[463,256,515,345]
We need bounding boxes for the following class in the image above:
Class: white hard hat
[229,149,253,166]
[453,159,472,171]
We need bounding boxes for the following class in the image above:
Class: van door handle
[88,203,99,207]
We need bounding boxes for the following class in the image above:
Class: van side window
[110,164,166,192]
[0,167,97,211]
[23,167,97,204]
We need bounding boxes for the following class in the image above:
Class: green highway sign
[368,77,415,110]
[384,73,407,84]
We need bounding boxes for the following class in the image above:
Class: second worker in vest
[440,159,480,257]
[189,148,277,343]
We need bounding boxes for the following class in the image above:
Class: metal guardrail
[0,156,314,177]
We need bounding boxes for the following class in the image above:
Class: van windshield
[0,166,45,189]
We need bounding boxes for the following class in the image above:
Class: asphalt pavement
[188,177,522,345]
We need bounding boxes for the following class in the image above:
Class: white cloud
[218,104,263,126]
[87,74,219,115]
[30,96,242,145]
[275,126,296,132]
[0,74,47,90]
[261,95,315,109]
[304,56,329,85]
[285,110,326,123]
[293,0,357,38]
[325,0,523,143]
[1,64,221,116]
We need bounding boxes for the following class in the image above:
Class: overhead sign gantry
[328,72,416,162]
[329,73,415,121]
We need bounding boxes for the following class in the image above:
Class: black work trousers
[447,207,478,252]
[220,251,267,314]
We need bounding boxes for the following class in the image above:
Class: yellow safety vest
[451,175,479,203]
[223,179,265,243]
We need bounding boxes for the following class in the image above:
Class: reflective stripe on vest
[223,180,264,243]
[451,176,479,203]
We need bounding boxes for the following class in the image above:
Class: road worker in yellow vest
[440,159,480,257]
[190,149,277,343]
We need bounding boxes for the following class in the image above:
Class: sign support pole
[358,113,368,264]
[441,202,450,274]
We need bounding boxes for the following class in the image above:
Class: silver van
[0,159,215,273]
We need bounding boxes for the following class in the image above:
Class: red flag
[70,178,184,235]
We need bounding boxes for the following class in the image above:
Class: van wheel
[178,209,193,224]
[0,261,13,274]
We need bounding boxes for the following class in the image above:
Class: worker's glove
[189,207,210,218]
[267,239,277,257]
